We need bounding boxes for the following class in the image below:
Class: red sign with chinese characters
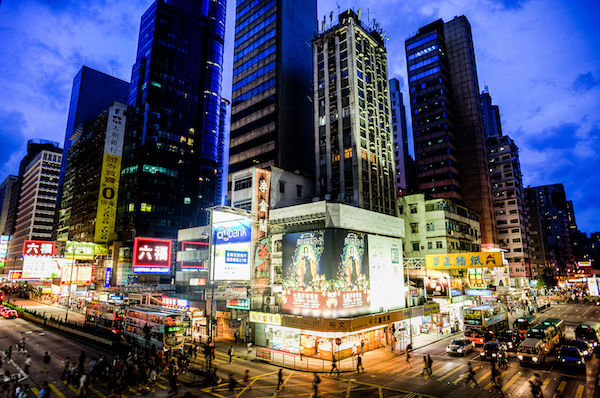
[253,168,271,284]
[132,237,172,274]
[22,240,55,257]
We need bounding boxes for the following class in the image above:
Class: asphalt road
[0,301,597,397]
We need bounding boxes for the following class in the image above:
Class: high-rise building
[216,98,229,206]
[524,188,548,276]
[228,0,316,183]
[6,140,62,266]
[0,175,17,236]
[58,102,127,243]
[60,66,129,183]
[480,89,502,138]
[313,10,396,215]
[525,184,575,275]
[117,0,227,239]
[389,78,410,195]
[405,17,496,245]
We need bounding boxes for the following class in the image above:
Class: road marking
[484,370,507,390]
[90,386,107,398]
[437,364,465,381]
[65,383,79,394]
[453,366,480,384]
[378,386,383,398]
[272,371,294,397]
[155,382,166,389]
[346,380,352,397]
[552,380,567,398]
[541,377,550,390]
[31,388,39,396]
[502,371,521,391]
[574,384,585,398]
[49,384,66,398]
[477,369,491,384]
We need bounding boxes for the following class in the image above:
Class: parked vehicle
[446,338,474,356]
[565,340,592,359]
[480,341,508,361]
[557,346,586,370]
[498,329,523,351]
[517,338,546,366]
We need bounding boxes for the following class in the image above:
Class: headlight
[577,360,581,364]
[492,353,497,357]
[508,343,512,347]
[533,357,538,362]
[583,350,589,356]
[458,348,463,353]
[561,358,566,362]
[481,352,485,356]
[517,355,523,360]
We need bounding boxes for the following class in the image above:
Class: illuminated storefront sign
[425,252,502,270]
[162,296,190,308]
[8,270,22,280]
[226,298,250,310]
[61,266,93,285]
[65,241,106,260]
[22,256,68,279]
[466,289,494,297]
[252,168,271,284]
[104,267,112,288]
[22,240,55,257]
[180,241,209,270]
[94,103,126,243]
[578,261,592,268]
[189,278,206,286]
[132,237,172,274]
[0,235,9,267]
[249,311,281,326]
[212,210,252,280]
[467,268,487,289]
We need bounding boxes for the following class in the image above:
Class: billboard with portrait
[281,229,370,318]
[211,210,252,280]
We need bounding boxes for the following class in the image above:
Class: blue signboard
[466,289,493,297]
[225,250,248,264]
[104,267,112,287]
[213,220,252,245]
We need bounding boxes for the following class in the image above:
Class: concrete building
[313,10,396,215]
[405,17,496,246]
[0,175,18,236]
[6,140,62,267]
[389,78,410,195]
[228,0,316,184]
[397,193,480,258]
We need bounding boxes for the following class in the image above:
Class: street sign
[335,337,342,346]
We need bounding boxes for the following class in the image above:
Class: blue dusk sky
[0,0,599,232]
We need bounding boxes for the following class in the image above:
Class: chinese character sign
[22,240,55,257]
[425,252,502,270]
[252,168,271,283]
[132,237,172,274]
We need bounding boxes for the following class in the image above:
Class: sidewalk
[6,296,85,324]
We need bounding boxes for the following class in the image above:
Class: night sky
[0,0,599,232]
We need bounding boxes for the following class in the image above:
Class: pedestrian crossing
[366,355,587,397]
[27,376,172,398]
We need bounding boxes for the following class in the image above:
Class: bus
[84,301,125,334]
[463,304,509,345]
[526,324,559,352]
[513,316,536,338]
[123,307,184,349]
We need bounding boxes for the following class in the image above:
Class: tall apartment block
[313,10,396,215]
[482,91,531,286]
[389,78,410,195]
[405,17,497,245]
[117,0,227,239]
[0,175,18,236]
[524,189,548,276]
[6,140,62,266]
[228,0,316,184]
[525,184,575,275]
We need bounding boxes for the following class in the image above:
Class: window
[279,181,285,193]
[410,205,417,214]
[426,222,435,231]
[427,242,433,249]
[296,185,302,198]
[409,66,441,82]
[140,203,152,212]
[436,241,443,249]
[234,177,252,191]
[408,55,439,72]
[407,32,438,51]
[344,148,353,158]
[184,197,191,205]
[412,242,420,251]
[410,223,419,233]
[408,45,439,61]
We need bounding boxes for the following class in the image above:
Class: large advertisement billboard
[282,229,371,318]
[367,235,405,311]
[132,237,172,274]
[60,266,93,285]
[22,257,70,279]
[212,210,252,280]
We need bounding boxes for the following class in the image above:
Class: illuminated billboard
[180,241,209,270]
[0,235,8,267]
[61,266,93,285]
[425,252,502,270]
[132,237,172,274]
[252,168,271,285]
[22,240,55,257]
[368,235,405,311]
[578,261,592,268]
[65,242,107,260]
[22,257,70,279]
[211,210,252,280]
[282,229,370,318]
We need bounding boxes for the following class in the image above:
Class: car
[517,338,546,366]
[0,307,9,317]
[557,346,585,369]
[480,341,508,361]
[565,340,592,359]
[2,309,17,319]
[574,324,598,347]
[446,338,474,356]
[498,329,523,351]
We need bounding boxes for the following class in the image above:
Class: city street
[0,301,598,397]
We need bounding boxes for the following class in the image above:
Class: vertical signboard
[0,235,9,267]
[252,168,271,284]
[367,235,405,311]
[94,103,126,243]
[104,267,112,288]
[211,210,252,280]
[132,237,172,274]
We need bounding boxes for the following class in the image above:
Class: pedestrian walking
[24,355,32,375]
[277,368,284,390]
[78,373,88,397]
[243,370,251,390]
[228,346,234,363]
[247,342,252,354]
[228,373,237,391]
[312,373,321,397]
[42,352,51,374]
[18,338,25,352]
[5,346,11,361]
[465,362,477,386]
[405,347,411,367]
[62,358,70,380]
[421,356,428,376]
[234,331,239,344]
[427,354,433,376]
[357,355,364,373]
[38,381,50,398]
[330,357,339,375]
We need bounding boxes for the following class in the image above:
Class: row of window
[235,0,275,34]
[408,44,439,61]
[234,13,276,48]
[409,66,441,82]
[234,29,276,63]
[406,32,438,51]
[233,44,275,77]
[236,0,264,20]
[233,78,275,102]
[408,55,439,72]
[232,61,276,92]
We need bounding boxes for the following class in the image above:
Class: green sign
[66,241,107,260]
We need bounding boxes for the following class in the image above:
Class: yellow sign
[249,311,282,326]
[424,303,440,316]
[426,252,502,270]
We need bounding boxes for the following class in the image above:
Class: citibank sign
[214,221,252,245]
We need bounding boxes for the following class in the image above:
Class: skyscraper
[389,78,410,195]
[405,17,497,245]
[228,0,316,184]
[313,10,396,215]
[6,140,62,266]
[117,0,227,239]
[216,98,229,206]
[0,175,17,236]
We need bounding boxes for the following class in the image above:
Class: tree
[537,267,557,289]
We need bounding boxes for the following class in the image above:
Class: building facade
[216,98,229,206]
[6,141,62,266]
[228,0,316,182]
[389,78,411,195]
[524,188,548,277]
[0,175,17,236]
[313,10,396,215]
[405,17,496,245]
[117,0,227,239]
